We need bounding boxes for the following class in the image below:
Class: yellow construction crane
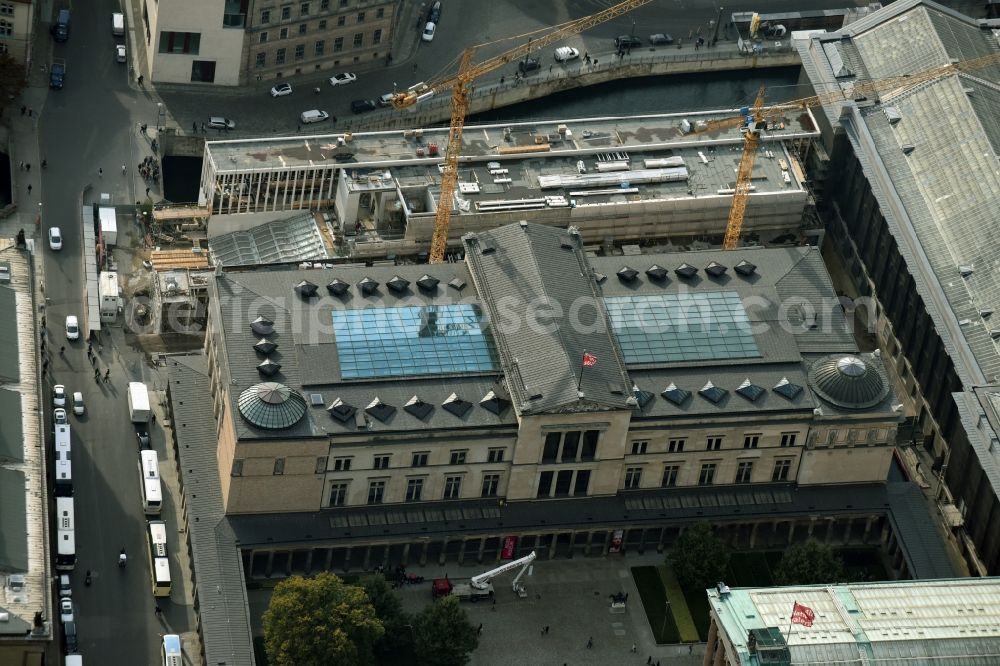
[715,51,1000,249]
[392,0,652,263]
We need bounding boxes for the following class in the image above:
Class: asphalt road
[39,1,192,664]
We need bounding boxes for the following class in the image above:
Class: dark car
[351,99,377,114]
[649,33,673,45]
[518,58,541,74]
[136,424,150,449]
[614,34,642,49]
[428,1,441,23]
[64,620,78,652]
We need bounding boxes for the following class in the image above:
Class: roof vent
[449,277,466,290]
[257,358,282,376]
[632,385,655,409]
[698,381,728,404]
[980,309,993,319]
[736,378,766,402]
[991,329,1000,340]
[365,397,396,422]
[326,399,355,423]
[773,377,804,400]
[646,264,668,281]
[357,276,380,295]
[417,274,440,291]
[404,395,434,420]
[442,392,473,417]
[735,260,757,277]
[480,390,511,415]
[960,265,974,278]
[901,144,915,155]
[705,261,727,278]
[309,393,324,406]
[883,107,902,125]
[250,316,274,336]
[662,383,691,406]
[559,233,576,249]
[355,410,367,430]
[675,263,698,279]
[594,272,607,284]
[387,275,411,293]
[327,278,350,296]
[295,280,318,298]
[479,238,497,255]
[617,266,639,282]
[254,338,277,355]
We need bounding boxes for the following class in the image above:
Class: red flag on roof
[791,602,815,627]
[582,352,598,367]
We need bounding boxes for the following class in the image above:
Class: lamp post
[712,6,724,46]
[156,102,165,132]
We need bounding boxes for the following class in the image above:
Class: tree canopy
[262,572,385,666]
[359,574,412,656]
[413,596,479,666]
[0,54,25,115]
[668,522,731,591]
[775,540,845,586]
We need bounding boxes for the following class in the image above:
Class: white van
[300,109,330,124]
[65,655,83,666]
[112,12,124,36]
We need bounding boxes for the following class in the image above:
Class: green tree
[775,540,845,585]
[668,522,731,591]
[413,596,479,666]
[262,572,384,666]
[359,574,411,656]
[0,53,25,115]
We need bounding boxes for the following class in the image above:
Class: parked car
[378,92,396,107]
[63,620,78,652]
[328,72,357,86]
[65,315,80,340]
[422,22,436,42]
[72,392,85,416]
[116,44,126,63]
[60,598,74,624]
[299,109,330,124]
[518,58,541,74]
[136,424,151,449]
[614,34,642,49]
[54,408,68,425]
[649,33,674,45]
[350,99,377,114]
[270,82,293,97]
[58,574,72,598]
[48,227,62,250]
[554,46,580,62]
[427,0,441,23]
[53,385,67,408]
[207,117,236,131]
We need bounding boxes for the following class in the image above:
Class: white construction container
[98,207,117,245]
[128,382,151,423]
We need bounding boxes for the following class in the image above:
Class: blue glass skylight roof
[333,304,500,379]
[604,292,760,364]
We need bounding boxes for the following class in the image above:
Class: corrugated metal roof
[0,467,27,571]
[0,286,19,382]
[0,389,23,464]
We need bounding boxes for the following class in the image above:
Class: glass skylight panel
[333,304,499,379]
[604,292,760,364]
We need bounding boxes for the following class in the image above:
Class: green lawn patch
[631,566,680,644]
[659,566,699,643]
[728,551,774,588]
[679,584,711,641]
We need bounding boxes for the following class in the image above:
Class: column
[362,545,372,571]
[478,537,487,564]
[656,526,667,554]
[807,516,817,539]
[825,517,837,544]
[457,539,467,565]
[284,550,293,576]
[402,542,411,567]
[567,531,577,559]
[265,550,275,577]
[787,521,796,544]
[548,533,557,560]
[749,522,760,549]
[842,518,854,545]
[342,546,352,573]
[418,541,428,567]
[439,538,448,566]
[324,547,333,571]
[304,549,314,575]
[862,516,875,544]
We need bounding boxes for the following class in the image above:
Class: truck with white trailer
[98,206,117,245]
[99,271,121,323]
[128,382,151,423]
[432,551,537,602]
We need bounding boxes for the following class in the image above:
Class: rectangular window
[281,5,292,20]
[668,438,685,453]
[353,32,363,47]
[443,476,462,499]
[329,482,347,506]
[259,31,269,43]
[321,0,330,9]
[255,52,266,67]
[223,0,246,28]
[624,467,643,489]
[376,7,384,18]
[261,8,271,22]
[542,432,560,463]
[0,3,14,16]
[294,44,305,59]
[706,436,722,451]
[367,480,385,504]
[315,40,325,55]
[340,0,347,6]
[279,27,288,39]
[554,469,573,496]
[743,434,760,449]
[300,2,310,16]
[573,469,591,496]
[273,458,285,475]
[158,31,202,55]
[780,433,797,448]
[276,47,286,64]
[537,470,553,498]
[630,441,648,455]
[561,431,580,462]
[698,463,717,486]
[372,28,382,45]
[482,473,500,497]
[337,15,346,26]
[357,11,365,22]
[487,448,505,463]
[661,464,679,487]
[405,478,423,501]
[298,23,307,35]
[231,459,244,476]
[772,459,792,482]
[333,457,351,471]
[373,455,390,470]
[735,461,753,484]
[318,19,327,29]
[411,452,428,467]
[582,430,599,460]
[315,456,327,473]
[449,450,467,465]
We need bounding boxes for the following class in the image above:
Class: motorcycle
[84,570,92,586]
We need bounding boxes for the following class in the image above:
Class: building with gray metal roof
[796,0,1000,574]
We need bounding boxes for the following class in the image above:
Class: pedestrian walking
[18,161,23,170]
[104,369,111,382]
[59,346,65,356]
[42,360,48,372]
[688,645,693,654]
[25,163,30,172]
[549,64,553,72]
[27,184,32,195]
[138,74,144,85]
[477,623,483,635]
[647,657,653,665]
[146,187,151,197]
[192,122,198,133]
[584,52,589,62]
[152,413,157,424]
[40,339,45,352]
[98,168,103,177]
[631,643,637,653]
[20,105,25,116]
[27,108,33,117]
[122,163,127,175]
[41,159,47,169]
[154,604,162,617]
[297,124,301,132]
[94,367,100,380]
[201,122,207,133]
[544,625,550,634]
[586,637,593,649]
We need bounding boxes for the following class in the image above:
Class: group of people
[139,156,160,184]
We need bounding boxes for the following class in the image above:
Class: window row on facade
[328,471,503,506]
[257,1,386,26]
[254,28,382,67]
[627,431,800,455]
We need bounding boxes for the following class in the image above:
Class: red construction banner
[501,536,518,560]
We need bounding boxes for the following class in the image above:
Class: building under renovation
[199,110,821,258]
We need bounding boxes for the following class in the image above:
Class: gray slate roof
[0,467,27,572]
[464,224,633,415]
[167,354,255,666]
[0,389,23,464]
[0,287,18,382]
